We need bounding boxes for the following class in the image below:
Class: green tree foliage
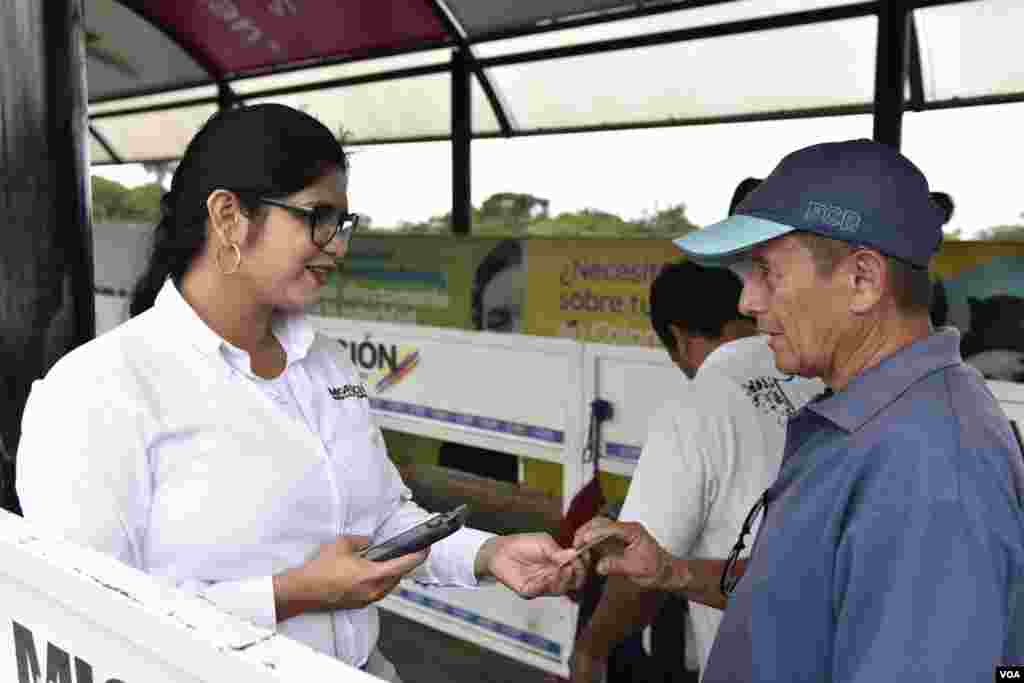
[390,192,700,239]
[479,192,550,225]
[974,220,1024,242]
[91,176,162,224]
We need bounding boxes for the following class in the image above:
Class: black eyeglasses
[720,489,768,597]
[258,197,360,250]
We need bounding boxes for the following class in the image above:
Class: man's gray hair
[793,231,932,314]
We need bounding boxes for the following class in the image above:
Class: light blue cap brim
[673,215,796,266]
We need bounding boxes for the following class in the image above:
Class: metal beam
[913,92,1024,112]
[476,3,881,69]
[91,88,1024,161]
[468,0,738,44]
[908,0,974,8]
[451,49,472,236]
[218,82,240,110]
[429,0,514,136]
[86,41,452,105]
[873,0,911,147]
[88,103,877,159]
[89,95,220,120]
[467,0,973,45]
[905,12,926,108]
[474,103,875,139]
[90,62,453,120]
[88,77,217,104]
[114,1,239,107]
[88,124,123,164]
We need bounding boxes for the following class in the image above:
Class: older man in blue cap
[573,139,1024,682]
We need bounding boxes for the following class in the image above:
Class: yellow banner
[523,238,681,346]
[933,240,1024,281]
[931,241,1024,381]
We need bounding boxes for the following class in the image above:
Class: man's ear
[848,248,886,314]
[668,323,686,353]
[205,189,251,247]
[722,317,757,341]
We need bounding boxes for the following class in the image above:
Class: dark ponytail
[128,103,348,317]
[128,204,206,317]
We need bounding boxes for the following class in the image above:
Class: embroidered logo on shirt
[328,384,368,401]
[741,376,798,426]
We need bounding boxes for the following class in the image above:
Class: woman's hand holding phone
[296,533,429,611]
[359,505,469,561]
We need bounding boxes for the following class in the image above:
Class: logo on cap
[805,201,862,233]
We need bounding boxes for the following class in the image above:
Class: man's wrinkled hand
[574,520,687,591]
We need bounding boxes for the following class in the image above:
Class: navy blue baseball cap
[674,139,945,269]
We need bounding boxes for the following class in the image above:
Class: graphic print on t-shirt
[740,376,798,426]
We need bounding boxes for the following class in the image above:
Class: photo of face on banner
[442,240,527,486]
[472,240,525,333]
[931,253,1024,383]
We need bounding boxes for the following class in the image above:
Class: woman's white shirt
[16,279,492,668]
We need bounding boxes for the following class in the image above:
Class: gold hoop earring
[216,243,242,275]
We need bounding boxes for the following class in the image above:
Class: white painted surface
[379,581,579,676]
[0,509,375,683]
[310,317,584,677]
[310,316,584,468]
[991,380,1024,426]
[581,342,679,477]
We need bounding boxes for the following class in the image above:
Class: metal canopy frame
[114,0,239,105]
[87,0,996,232]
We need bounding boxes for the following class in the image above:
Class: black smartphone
[359,504,470,562]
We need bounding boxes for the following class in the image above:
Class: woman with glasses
[16,103,583,682]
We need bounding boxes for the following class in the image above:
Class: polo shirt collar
[271,308,317,365]
[153,278,317,363]
[808,327,963,433]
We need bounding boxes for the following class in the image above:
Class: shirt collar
[154,278,317,364]
[271,308,317,365]
[807,328,963,433]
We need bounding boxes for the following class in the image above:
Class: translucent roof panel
[914,0,1024,103]
[470,0,865,55]
[86,71,498,157]
[85,0,211,100]
[140,2,448,78]
[88,86,219,116]
[486,17,876,130]
[447,0,655,37]
[90,103,219,163]
[247,74,452,143]
[88,132,112,164]
[232,49,454,95]
[473,79,502,135]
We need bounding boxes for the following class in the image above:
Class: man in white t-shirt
[570,261,823,682]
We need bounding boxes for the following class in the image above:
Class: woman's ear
[205,189,250,247]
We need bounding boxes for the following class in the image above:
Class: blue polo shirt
[703,329,1024,682]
